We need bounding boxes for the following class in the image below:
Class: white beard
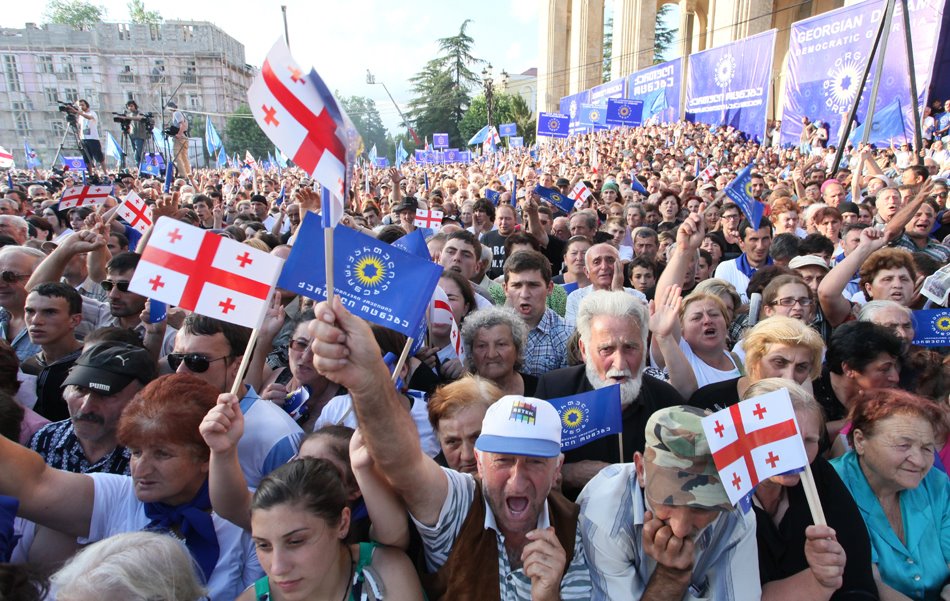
[585,361,644,408]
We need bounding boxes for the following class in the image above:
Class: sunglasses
[100,280,131,293]
[1,271,30,284]
[167,353,229,373]
[288,338,312,353]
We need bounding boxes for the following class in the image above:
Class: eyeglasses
[0,271,30,284]
[100,280,131,293]
[721,213,742,220]
[289,338,312,353]
[167,353,229,373]
[771,297,814,308]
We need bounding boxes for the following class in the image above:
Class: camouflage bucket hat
[643,405,732,511]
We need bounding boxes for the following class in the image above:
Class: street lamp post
[366,69,420,146]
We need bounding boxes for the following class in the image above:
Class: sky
[1,0,541,133]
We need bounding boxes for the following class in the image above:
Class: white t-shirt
[79,110,99,140]
[239,390,303,489]
[315,390,440,458]
[679,338,741,388]
[81,473,262,601]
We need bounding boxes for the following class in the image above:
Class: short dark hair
[798,233,835,257]
[106,251,141,274]
[770,233,800,263]
[376,225,407,244]
[192,194,212,208]
[473,198,496,221]
[503,250,552,284]
[739,217,773,239]
[30,282,82,315]
[504,232,540,256]
[446,229,482,260]
[840,223,869,238]
[181,314,251,357]
[108,231,129,250]
[906,164,929,182]
[827,321,902,375]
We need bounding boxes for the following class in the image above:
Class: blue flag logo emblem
[346,250,394,296]
[547,118,561,131]
[618,105,631,118]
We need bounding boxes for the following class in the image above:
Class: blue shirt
[832,451,950,600]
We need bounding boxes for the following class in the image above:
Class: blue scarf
[144,480,219,583]
[0,495,19,562]
[735,252,773,279]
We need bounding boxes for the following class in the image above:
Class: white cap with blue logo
[475,395,562,458]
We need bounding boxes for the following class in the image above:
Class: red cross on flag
[128,217,284,328]
[414,209,443,230]
[700,388,809,506]
[247,38,349,204]
[569,182,593,210]
[116,191,153,233]
[57,185,114,210]
[0,146,13,169]
[431,286,465,361]
[700,164,718,182]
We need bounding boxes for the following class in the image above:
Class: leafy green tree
[128,0,161,24]
[224,104,271,160]
[654,4,678,63]
[459,92,536,147]
[435,19,484,127]
[339,95,388,161]
[43,0,104,30]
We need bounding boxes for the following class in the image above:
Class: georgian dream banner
[779,0,944,147]
[589,77,626,105]
[685,30,776,142]
[624,58,683,125]
[560,90,592,136]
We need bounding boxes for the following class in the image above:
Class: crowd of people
[0,112,949,600]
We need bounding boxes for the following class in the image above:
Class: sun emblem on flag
[548,118,560,131]
[550,193,562,202]
[618,105,631,118]
[936,316,950,332]
[714,54,736,88]
[353,255,386,287]
[562,406,586,429]
[589,110,600,122]
[569,100,578,119]
[823,54,864,113]
[744,180,755,197]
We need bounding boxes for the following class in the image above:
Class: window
[44,88,58,105]
[80,56,92,74]
[149,23,162,41]
[57,57,75,81]
[150,59,165,84]
[119,65,134,83]
[38,55,54,74]
[63,88,77,102]
[51,120,66,137]
[3,55,21,92]
[83,88,95,101]
[181,25,194,41]
[117,23,130,40]
[182,60,197,84]
[12,101,30,135]
[188,94,200,109]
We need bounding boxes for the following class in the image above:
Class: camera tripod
[50,105,95,181]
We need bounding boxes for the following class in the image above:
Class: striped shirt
[522,308,570,377]
[411,468,592,600]
[577,463,760,601]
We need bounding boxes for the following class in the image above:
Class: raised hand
[199,393,244,455]
[650,285,683,339]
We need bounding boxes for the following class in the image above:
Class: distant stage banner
[685,29,776,142]
[625,58,682,124]
[589,77,626,104]
[779,0,945,147]
[559,90,592,135]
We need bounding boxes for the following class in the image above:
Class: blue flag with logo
[432,133,449,148]
[205,116,223,157]
[850,98,908,145]
[392,228,430,260]
[498,123,517,137]
[578,104,607,127]
[547,385,622,451]
[535,184,573,213]
[509,136,524,148]
[606,98,644,126]
[724,163,765,227]
[23,140,41,169]
[61,156,87,171]
[484,188,501,206]
[140,153,164,177]
[374,157,390,167]
[912,309,950,347]
[537,112,569,138]
[278,213,443,337]
[630,175,648,196]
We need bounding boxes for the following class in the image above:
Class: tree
[603,17,613,83]
[128,0,162,24]
[654,4,678,63]
[224,105,271,160]
[435,19,484,128]
[459,92,536,147]
[43,0,105,30]
[339,95,388,161]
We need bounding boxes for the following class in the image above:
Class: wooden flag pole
[391,338,413,384]
[325,227,335,302]
[229,327,259,397]
[800,462,827,527]
[618,434,625,463]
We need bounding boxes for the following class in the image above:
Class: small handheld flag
[569,181,593,210]
[116,191,153,233]
[547,386,622,451]
[724,163,765,228]
[535,184,573,214]
[414,209,443,230]
[57,185,113,210]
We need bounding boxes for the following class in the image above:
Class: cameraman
[75,99,105,173]
[166,101,191,178]
[125,100,149,166]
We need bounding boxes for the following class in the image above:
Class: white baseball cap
[475,395,562,457]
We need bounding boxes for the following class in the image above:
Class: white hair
[51,531,207,601]
[576,289,649,350]
[0,215,29,234]
[858,299,913,323]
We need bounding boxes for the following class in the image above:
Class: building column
[679,0,697,58]
[538,0,571,114]
[610,0,657,80]
[568,0,605,93]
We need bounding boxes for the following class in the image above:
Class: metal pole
[281,6,290,49]
[899,0,923,162]
[861,0,896,145]
[379,81,419,144]
[832,0,892,173]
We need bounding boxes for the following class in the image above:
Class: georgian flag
[129,217,283,328]
[414,209,443,230]
[0,146,15,169]
[700,164,718,182]
[248,38,349,206]
[701,388,809,506]
[569,181,593,210]
[116,191,153,233]
[431,286,465,362]
[57,185,113,210]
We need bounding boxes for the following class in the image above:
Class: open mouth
[506,496,529,516]
[702,327,717,337]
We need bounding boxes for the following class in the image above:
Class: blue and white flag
[912,309,950,347]
[104,132,124,163]
[547,385,622,451]
[392,228,430,260]
[140,153,164,177]
[396,140,408,168]
[606,98,644,126]
[278,213,443,337]
[509,136,524,148]
[484,188,501,206]
[467,125,493,146]
[432,133,449,148]
[630,174,648,196]
[368,144,378,165]
[23,140,41,169]
[537,112,569,138]
[274,185,286,207]
[498,123,517,137]
[61,156,87,171]
[535,184,572,213]
[274,147,289,169]
[321,185,342,228]
[578,104,607,127]
[205,116,223,157]
[216,147,228,168]
[724,163,765,228]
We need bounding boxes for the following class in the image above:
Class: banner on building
[559,90,592,136]
[685,29,776,142]
[625,58,683,125]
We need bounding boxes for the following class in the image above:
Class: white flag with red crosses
[431,285,465,362]
[414,209,443,230]
[116,191,153,233]
[57,185,113,210]
[128,217,283,328]
[701,388,809,507]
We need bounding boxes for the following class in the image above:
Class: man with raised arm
[309,298,591,600]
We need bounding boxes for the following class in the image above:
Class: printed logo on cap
[509,400,537,425]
